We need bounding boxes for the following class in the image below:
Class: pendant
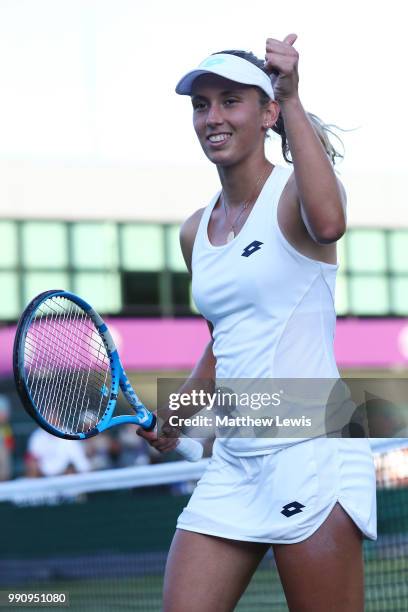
[226,230,235,243]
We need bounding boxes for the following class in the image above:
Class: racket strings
[25,320,110,388]
[37,306,82,430]
[26,302,88,431]
[57,304,109,432]
[30,300,110,433]
[25,307,108,409]
[24,337,109,397]
[39,304,90,431]
[24,296,112,435]
[50,298,111,432]
[39,299,111,353]
[27,304,74,426]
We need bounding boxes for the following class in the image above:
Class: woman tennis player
[139,34,377,611]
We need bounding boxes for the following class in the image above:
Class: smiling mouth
[207,133,232,144]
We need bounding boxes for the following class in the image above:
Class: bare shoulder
[179,207,206,274]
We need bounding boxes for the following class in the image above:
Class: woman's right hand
[136,420,180,454]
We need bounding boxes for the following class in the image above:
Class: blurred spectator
[375,447,408,488]
[25,427,90,477]
[85,432,118,470]
[116,424,151,467]
[0,394,14,480]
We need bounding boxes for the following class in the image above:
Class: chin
[203,148,240,167]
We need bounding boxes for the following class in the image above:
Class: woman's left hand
[264,34,299,103]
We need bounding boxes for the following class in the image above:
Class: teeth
[209,134,230,142]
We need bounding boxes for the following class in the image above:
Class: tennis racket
[13,290,203,462]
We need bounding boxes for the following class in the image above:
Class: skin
[25,455,43,478]
[139,34,364,611]
[163,505,363,612]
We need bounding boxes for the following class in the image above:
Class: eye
[224,98,238,106]
[192,101,206,111]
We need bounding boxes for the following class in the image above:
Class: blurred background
[0,2,407,609]
[0,0,407,481]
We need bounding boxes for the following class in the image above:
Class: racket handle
[176,437,204,462]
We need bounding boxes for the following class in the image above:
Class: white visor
[175,53,275,100]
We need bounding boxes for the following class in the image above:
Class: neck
[217,155,273,208]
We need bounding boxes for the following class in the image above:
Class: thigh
[163,528,269,612]
[272,503,364,612]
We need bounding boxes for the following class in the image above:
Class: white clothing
[177,437,377,542]
[27,428,90,476]
[192,164,340,454]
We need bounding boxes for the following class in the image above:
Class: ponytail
[273,111,345,165]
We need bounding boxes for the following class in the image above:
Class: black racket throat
[144,413,157,432]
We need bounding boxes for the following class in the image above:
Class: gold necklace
[222,167,271,243]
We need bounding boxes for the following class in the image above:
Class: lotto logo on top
[241,241,264,257]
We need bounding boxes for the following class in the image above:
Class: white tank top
[192,164,340,455]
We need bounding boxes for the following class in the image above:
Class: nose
[206,103,224,127]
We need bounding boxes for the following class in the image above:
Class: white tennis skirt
[177,437,377,544]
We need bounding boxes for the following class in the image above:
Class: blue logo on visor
[201,57,225,68]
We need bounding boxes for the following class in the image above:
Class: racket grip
[176,437,204,462]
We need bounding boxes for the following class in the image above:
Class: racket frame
[13,289,156,440]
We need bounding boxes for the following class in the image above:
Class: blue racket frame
[13,289,156,440]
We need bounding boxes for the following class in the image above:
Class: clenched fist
[264,33,299,103]
[136,415,181,453]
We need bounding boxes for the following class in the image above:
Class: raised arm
[265,34,346,244]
